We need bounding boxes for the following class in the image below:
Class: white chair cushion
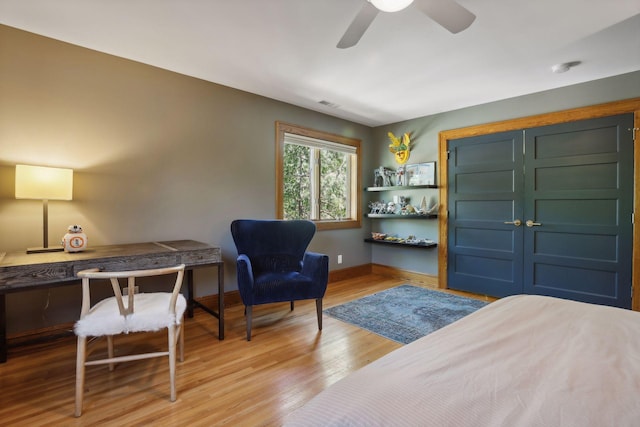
[74,293,187,337]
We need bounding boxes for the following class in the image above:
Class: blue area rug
[324,285,489,344]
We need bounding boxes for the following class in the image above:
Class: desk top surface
[0,240,221,290]
[0,240,218,267]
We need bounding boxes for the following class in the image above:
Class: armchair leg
[316,298,323,330]
[246,305,252,341]
[290,301,294,311]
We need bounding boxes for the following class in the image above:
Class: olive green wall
[0,25,373,334]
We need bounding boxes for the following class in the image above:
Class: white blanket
[285,295,640,426]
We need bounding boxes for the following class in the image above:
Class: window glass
[276,122,361,230]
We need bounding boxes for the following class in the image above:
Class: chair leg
[168,325,177,402]
[246,305,252,341]
[290,300,294,311]
[178,320,184,362]
[75,336,87,417]
[316,298,323,330]
[107,335,115,371]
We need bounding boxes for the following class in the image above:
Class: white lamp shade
[370,0,414,12]
[15,164,73,200]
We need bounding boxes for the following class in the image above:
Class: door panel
[448,114,633,308]
[447,131,524,297]
[533,264,617,296]
[536,162,619,190]
[523,114,634,308]
[535,231,617,260]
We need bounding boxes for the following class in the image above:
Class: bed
[285,294,640,426]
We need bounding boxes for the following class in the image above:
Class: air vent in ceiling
[318,100,340,108]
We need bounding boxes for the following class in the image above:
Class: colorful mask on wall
[387,132,411,164]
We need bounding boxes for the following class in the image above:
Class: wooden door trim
[437,97,640,311]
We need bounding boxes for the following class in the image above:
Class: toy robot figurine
[62,225,87,252]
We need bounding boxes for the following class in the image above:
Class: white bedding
[285,295,640,426]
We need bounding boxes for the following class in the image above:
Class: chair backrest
[76,264,186,318]
[230,219,316,273]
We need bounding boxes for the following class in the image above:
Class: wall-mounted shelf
[365,184,437,192]
[366,214,437,219]
[364,238,437,249]
[366,179,437,250]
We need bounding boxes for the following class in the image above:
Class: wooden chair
[74,264,186,417]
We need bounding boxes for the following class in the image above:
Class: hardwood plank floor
[0,274,491,426]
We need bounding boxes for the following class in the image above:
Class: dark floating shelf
[366,213,437,219]
[364,238,437,249]
[365,184,437,192]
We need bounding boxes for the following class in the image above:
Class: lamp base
[26,246,65,254]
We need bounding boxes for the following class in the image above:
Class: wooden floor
[0,274,491,426]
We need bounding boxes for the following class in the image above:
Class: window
[276,122,361,231]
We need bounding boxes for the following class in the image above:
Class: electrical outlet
[122,286,139,296]
[337,254,343,264]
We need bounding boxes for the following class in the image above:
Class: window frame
[275,121,362,231]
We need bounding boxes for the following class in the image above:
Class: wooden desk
[0,240,224,363]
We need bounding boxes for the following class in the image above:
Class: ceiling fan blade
[337,2,379,49]
[414,0,476,34]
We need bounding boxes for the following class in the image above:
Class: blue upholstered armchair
[230,219,329,341]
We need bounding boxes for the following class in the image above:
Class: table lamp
[15,164,74,254]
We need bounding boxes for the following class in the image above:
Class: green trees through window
[283,143,311,219]
[276,122,361,231]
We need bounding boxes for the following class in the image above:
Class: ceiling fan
[337,0,476,49]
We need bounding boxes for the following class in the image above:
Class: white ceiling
[1,0,639,127]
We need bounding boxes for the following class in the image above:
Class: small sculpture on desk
[62,225,88,253]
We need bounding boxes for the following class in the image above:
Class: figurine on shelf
[374,166,394,187]
[374,168,383,187]
[402,204,418,215]
[419,196,428,213]
[395,166,405,186]
[393,195,407,208]
[386,202,397,214]
[369,201,388,214]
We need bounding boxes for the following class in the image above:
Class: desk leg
[0,294,6,363]
[187,269,195,318]
[218,263,224,340]
[185,264,224,340]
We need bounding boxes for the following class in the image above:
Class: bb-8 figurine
[62,225,88,252]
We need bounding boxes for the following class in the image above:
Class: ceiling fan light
[369,0,414,13]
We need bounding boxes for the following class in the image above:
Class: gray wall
[0,25,373,334]
[368,71,640,275]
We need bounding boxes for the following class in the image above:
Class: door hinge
[632,212,635,224]
[629,127,639,142]
[447,150,451,159]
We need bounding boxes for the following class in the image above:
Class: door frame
[438,98,640,310]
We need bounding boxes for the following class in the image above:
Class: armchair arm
[236,254,255,305]
[302,251,329,290]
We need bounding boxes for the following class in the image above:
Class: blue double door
[447,114,634,308]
